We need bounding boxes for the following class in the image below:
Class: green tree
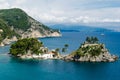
[62,48,66,53]
[86,36,91,43]
[55,48,60,53]
[64,44,69,48]
[94,37,99,43]
[10,38,43,56]
[85,36,99,44]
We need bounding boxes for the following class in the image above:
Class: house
[38,50,58,59]
[39,53,54,59]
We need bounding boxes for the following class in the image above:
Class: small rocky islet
[64,37,118,62]
[9,37,118,62]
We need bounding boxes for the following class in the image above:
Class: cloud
[30,7,120,25]
[0,0,120,27]
[0,0,10,9]
[14,0,27,5]
[100,19,120,23]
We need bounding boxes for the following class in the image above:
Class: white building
[41,54,53,59]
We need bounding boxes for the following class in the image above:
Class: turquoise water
[0,31,120,80]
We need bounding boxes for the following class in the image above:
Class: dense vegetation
[75,44,102,57]
[72,37,103,57]
[0,8,60,44]
[10,38,44,56]
[0,19,20,42]
[0,8,30,30]
[0,8,59,31]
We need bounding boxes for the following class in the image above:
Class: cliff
[0,8,61,46]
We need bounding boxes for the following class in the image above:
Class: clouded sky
[0,0,120,27]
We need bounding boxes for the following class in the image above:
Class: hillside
[0,8,30,30]
[0,19,20,46]
[0,8,61,46]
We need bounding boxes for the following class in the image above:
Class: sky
[0,0,120,29]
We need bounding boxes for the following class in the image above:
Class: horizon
[0,0,120,30]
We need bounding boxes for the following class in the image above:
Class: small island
[9,38,61,59]
[64,37,118,62]
[9,37,118,62]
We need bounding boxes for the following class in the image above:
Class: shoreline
[63,55,118,62]
[5,36,119,63]
[8,53,118,62]
[0,34,62,47]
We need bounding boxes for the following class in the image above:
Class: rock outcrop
[0,36,18,46]
[18,17,61,38]
[64,37,118,62]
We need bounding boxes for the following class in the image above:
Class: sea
[0,28,120,80]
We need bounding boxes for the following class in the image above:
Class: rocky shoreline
[63,53,118,62]
[9,52,118,62]
[0,33,61,46]
[10,48,118,63]
[8,37,119,62]
[9,47,118,62]
[9,50,62,60]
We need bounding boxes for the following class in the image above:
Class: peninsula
[0,8,61,46]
